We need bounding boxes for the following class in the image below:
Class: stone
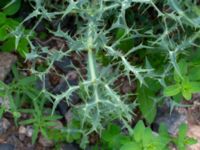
[54,56,73,74]
[0,118,11,135]
[18,126,26,134]
[18,126,26,141]
[0,144,14,150]
[39,135,54,147]
[154,106,187,136]
[0,53,17,81]
[18,134,25,141]
[26,126,33,137]
[6,135,24,150]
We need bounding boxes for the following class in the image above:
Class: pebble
[0,118,11,134]
[18,126,26,134]
[39,135,54,147]
[0,52,17,81]
[18,133,26,141]
[6,135,23,150]
[26,126,33,137]
[54,56,73,74]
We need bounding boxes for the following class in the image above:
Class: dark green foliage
[0,12,32,57]
[100,121,196,150]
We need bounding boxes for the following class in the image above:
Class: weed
[0,0,200,149]
[99,121,196,150]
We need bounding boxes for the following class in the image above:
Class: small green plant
[174,124,197,150]
[164,59,200,100]
[100,121,196,150]
[0,11,32,57]
[0,66,39,123]
[0,0,22,16]
[19,98,62,144]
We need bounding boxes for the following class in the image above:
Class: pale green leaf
[163,84,181,97]
[133,121,145,142]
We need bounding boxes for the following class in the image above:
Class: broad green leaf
[6,18,19,28]
[173,93,183,103]
[102,124,121,142]
[174,70,181,83]
[190,82,200,93]
[3,0,21,16]
[181,80,192,100]
[0,12,6,25]
[159,123,170,139]
[142,128,153,147]
[178,124,187,143]
[17,38,29,57]
[185,137,197,145]
[0,1,9,8]
[163,84,181,97]
[120,142,142,150]
[182,89,192,100]
[110,134,131,149]
[178,59,188,76]
[174,59,188,83]
[1,37,15,52]
[189,66,200,81]
[133,121,145,142]
[137,86,157,124]
[115,28,134,52]
[0,26,8,41]
[117,135,131,145]
[175,124,189,150]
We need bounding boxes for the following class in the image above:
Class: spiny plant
[1,0,200,148]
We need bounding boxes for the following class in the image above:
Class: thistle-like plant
[6,0,200,148]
